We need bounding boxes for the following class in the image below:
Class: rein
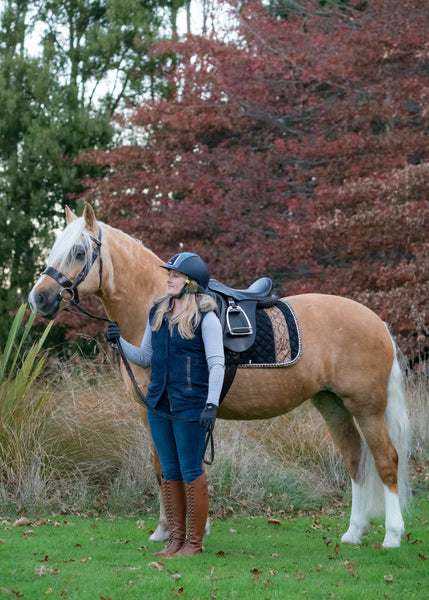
[43,227,214,464]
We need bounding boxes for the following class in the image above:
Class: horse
[29,203,410,549]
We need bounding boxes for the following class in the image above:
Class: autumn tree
[80,0,429,356]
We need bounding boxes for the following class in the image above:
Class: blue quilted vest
[146,305,210,416]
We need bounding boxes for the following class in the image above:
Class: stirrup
[226,302,253,336]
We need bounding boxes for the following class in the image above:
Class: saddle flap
[209,277,277,353]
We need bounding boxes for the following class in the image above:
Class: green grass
[1,493,428,600]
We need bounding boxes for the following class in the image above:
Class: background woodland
[1,0,428,361]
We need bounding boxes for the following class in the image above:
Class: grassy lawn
[1,493,427,600]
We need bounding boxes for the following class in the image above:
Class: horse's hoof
[149,527,169,543]
[341,529,362,544]
[382,528,403,548]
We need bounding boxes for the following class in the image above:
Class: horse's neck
[98,226,166,345]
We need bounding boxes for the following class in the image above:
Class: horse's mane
[48,217,161,271]
[47,217,94,270]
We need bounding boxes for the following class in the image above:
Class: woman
[107,252,225,557]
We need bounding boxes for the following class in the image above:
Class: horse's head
[29,203,104,319]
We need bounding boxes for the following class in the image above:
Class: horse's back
[285,293,392,354]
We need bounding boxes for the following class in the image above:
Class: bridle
[42,223,215,463]
[43,225,103,306]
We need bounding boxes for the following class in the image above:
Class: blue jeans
[147,397,206,484]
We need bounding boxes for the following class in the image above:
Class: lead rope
[63,303,214,465]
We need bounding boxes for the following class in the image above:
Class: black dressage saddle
[208,277,277,353]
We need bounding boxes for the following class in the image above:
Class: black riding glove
[199,403,218,433]
[106,320,121,343]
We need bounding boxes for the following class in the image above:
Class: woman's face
[167,270,188,296]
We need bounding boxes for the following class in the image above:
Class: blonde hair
[151,279,218,340]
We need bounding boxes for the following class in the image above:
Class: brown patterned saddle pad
[219,299,301,402]
[231,299,301,368]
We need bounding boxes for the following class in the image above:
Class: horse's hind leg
[353,412,404,548]
[343,353,409,549]
[312,392,371,544]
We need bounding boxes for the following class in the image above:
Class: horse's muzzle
[28,286,61,319]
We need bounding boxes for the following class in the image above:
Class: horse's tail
[358,328,411,516]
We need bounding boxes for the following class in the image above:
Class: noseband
[43,225,103,305]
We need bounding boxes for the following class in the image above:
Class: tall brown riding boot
[155,478,186,558]
[175,473,209,556]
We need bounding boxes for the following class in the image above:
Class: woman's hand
[199,403,217,433]
[106,320,121,343]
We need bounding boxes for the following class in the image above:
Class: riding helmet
[161,252,210,290]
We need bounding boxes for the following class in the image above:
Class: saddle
[208,277,277,353]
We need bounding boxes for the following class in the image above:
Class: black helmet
[161,252,210,290]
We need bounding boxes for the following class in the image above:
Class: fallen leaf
[34,567,60,576]
[13,517,31,527]
[406,533,421,544]
[149,561,164,571]
[267,519,280,525]
[11,591,24,598]
[323,537,332,547]
[384,574,394,584]
[21,530,35,537]
[171,588,183,597]
[418,553,427,560]
[250,568,262,583]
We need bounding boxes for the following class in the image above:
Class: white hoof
[148,516,211,543]
[149,525,169,543]
[341,528,362,545]
[382,527,403,548]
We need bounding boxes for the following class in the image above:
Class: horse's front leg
[148,451,169,542]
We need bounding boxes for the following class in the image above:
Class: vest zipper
[186,356,192,391]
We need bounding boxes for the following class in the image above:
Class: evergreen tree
[0,0,177,345]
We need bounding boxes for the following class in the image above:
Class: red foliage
[80,0,429,356]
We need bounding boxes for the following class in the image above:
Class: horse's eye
[71,245,86,261]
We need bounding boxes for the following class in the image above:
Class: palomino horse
[29,204,410,548]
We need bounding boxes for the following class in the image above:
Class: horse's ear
[83,202,98,235]
[65,205,78,224]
